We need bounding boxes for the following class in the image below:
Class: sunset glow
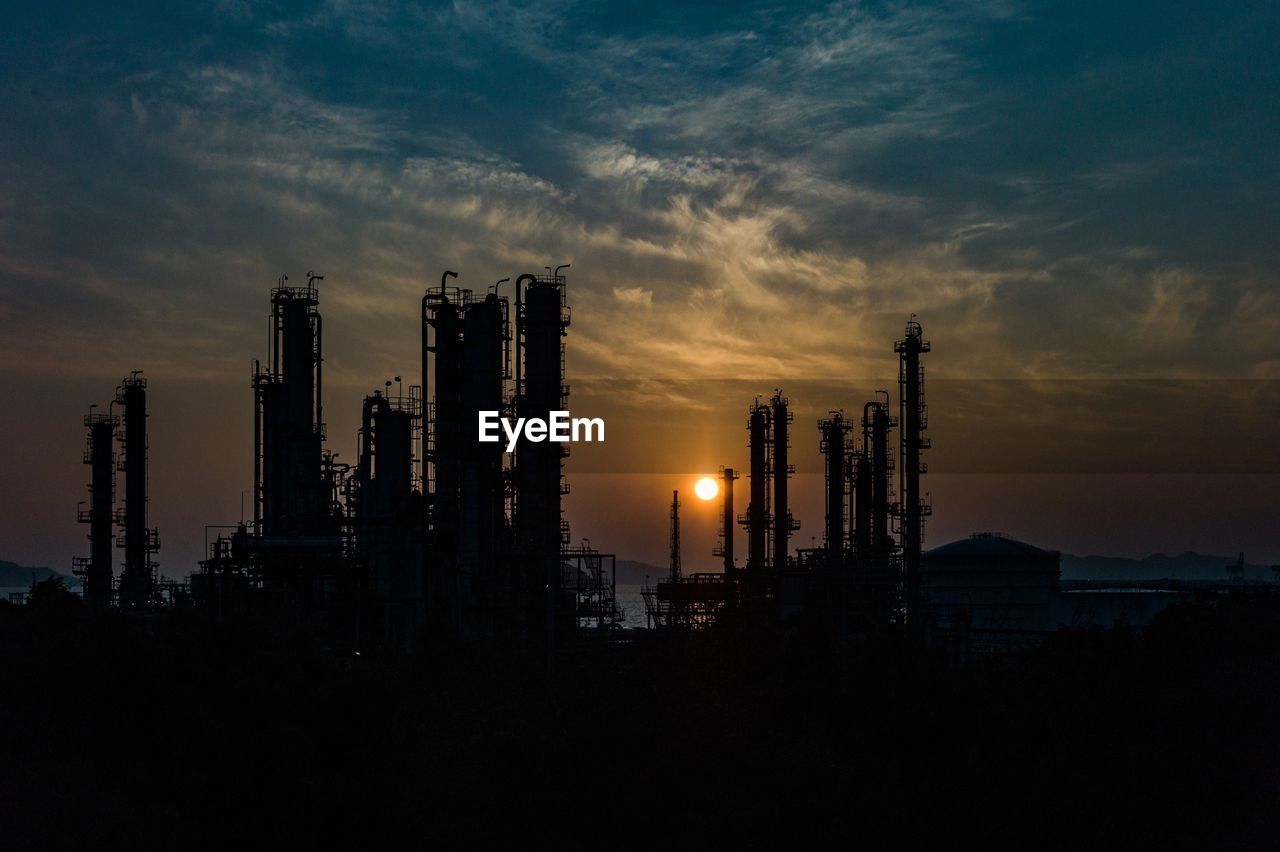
[694,477,719,501]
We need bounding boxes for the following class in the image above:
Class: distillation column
[820,412,848,558]
[895,317,931,624]
[515,270,570,639]
[864,397,895,562]
[714,467,737,573]
[430,285,463,558]
[77,409,117,607]
[117,374,155,608]
[852,445,871,560]
[258,276,325,536]
[357,391,420,645]
[771,392,796,570]
[741,402,770,570]
[460,292,507,636]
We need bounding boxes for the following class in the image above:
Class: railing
[270,282,320,304]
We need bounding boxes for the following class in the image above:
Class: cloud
[1,0,1277,389]
[1135,267,1212,345]
[2,0,1279,573]
[612,286,652,307]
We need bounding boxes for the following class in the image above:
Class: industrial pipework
[257,274,326,536]
[713,466,738,573]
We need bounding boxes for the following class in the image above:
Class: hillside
[0,561,68,589]
[1061,552,1278,583]
[614,560,667,585]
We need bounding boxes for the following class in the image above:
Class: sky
[2,0,1279,574]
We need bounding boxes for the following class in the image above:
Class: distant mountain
[0,561,71,589]
[1061,552,1278,583]
[614,560,667,585]
[612,553,1280,585]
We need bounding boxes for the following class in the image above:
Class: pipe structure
[716,467,737,573]
[742,402,770,570]
[771,391,793,570]
[669,490,681,586]
[252,359,263,530]
[255,366,277,533]
[356,392,390,604]
[853,445,871,560]
[357,394,392,515]
[245,277,353,623]
[80,407,117,608]
[513,273,536,409]
[266,280,324,534]
[866,395,894,560]
[421,270,457,633]
[356,389,420,646]
[373,403,413,508]
[117,374,153,608]
[431,291,464,553]
[515,271,569,641]
[821,412,847,557]
[423,270,458,497]
[460,292,507,636]
[365,397,413,522]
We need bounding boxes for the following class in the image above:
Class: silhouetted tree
[26,575,83,617]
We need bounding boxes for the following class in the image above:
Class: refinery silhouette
[57,267,1262,646]
[5,266,1279,849]
[63,267,940,645]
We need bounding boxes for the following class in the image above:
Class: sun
[694,476,719,501]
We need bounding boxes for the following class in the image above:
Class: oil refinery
[61,267,1238,654]
[13,264,1273,851]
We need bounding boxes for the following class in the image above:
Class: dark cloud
[1,0,1277,571]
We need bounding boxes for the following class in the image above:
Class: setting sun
[694,477,718,501]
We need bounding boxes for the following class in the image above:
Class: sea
[615,583,648,629]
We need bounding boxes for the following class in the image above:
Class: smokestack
[669,490,681,585]
[716,467,737,573]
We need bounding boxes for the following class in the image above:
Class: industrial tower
[895,317,931,624]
